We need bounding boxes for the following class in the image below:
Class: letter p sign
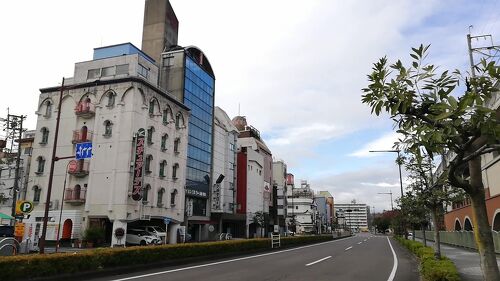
[18,201,34,214]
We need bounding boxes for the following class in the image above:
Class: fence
[415,230,500,253]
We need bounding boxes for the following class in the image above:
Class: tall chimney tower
[141,0,179,64]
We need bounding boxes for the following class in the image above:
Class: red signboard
[68,160,78,173]
[286,173,294,185]
[131,128,145,201]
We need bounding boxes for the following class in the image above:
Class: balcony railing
[67,160,90,177]
[72,130,93,144]
[74,102,95,118]
[64,188,86,204]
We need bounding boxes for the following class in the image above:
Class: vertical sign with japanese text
[131,128,145,201]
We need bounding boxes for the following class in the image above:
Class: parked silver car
[126,229,159,246]
[136,226,167,243]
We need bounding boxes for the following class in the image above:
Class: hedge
[0,234,339,280]
[394,237,460,281]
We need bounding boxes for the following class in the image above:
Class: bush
[0,234,342,280]
[395,236,460,281]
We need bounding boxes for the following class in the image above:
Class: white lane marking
[110,236,353,281]
[345,246,353,251]
[364,239,367,242]
[357,242,362,244]
[386,237,398,281]
[305,256,332,267]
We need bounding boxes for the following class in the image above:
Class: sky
[1,0,499,213]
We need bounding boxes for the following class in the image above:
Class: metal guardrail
[415,230,500,253]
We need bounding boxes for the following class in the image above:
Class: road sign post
[163,217,171,244]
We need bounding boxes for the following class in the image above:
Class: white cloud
[349,132,401,158]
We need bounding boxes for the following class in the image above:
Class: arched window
[104,120,113,136]
[174,138,180,153]
[161,134,168,151]
[147,126,154,145]
[33,186,41,202]
[106,92,115,107]
[74,184,81,200]
[44,100,52,117]
[40,127,49,144]
[149,99,156,116]
[81,126,88,141]
[493,211,500,231]
[159,160,167,177]
[464,217,473,231]
[175,113,184,129]
[172,163,179,180]
[162,109,169,125]
[142,184,151,203]
[145,155,153,173]
[454,219,462,231]
[36,156,45,174]
[170,189,178,206]
[157,188,165,207]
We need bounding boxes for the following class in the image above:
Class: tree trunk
[430,207,441,259]
[422,223,427,247]
[468,156,500,281]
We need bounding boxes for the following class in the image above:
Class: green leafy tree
[362,44,500,280]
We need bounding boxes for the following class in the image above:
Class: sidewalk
[415,238,500,281]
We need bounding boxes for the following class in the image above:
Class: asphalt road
[90,233,419,281]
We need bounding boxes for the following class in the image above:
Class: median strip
[305,256,332,267]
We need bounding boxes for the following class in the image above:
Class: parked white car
[126,229,160,246]
[136,226,167,243]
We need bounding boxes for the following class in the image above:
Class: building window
[142,184,151,203]
[172,163,179,180]
[159,160,167,178]
[24,147,33,155]
[175,113,184,129]
[103,120,113,136]
[162,56,174,67]
[138,64,149,79]
[174,138,180,154]
[33,186,41,202]
[106,92,115,107]
[145,155,153,173]
[116,64,129,75]
[229,142,235,151]
[101,66,115,77]
[87,68,100,79]
[40,127,49,144]
[161,134,168,151]
[147,127,154,145]
[170,189,178,206]
[149,99,155,116]
[36,156,45,174]
[157,188,165,207]
[162,109,169,125]
[44,101,52,118]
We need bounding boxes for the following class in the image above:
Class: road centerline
[305,256,332,267]
[357,242,362,244]
[345,246,353,251]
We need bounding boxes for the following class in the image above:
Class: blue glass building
[161,46,215,218]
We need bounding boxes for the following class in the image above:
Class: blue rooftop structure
[93,43,156,64]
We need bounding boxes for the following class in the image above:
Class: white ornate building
[24,43,189,247]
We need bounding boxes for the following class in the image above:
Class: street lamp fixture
[369,149,404,198]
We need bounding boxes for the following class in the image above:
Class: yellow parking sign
[16,200,34,214]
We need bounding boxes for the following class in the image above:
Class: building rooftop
[93,42,155,64]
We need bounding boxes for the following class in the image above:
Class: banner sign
[131,128,145,201]
[211,183,222,212]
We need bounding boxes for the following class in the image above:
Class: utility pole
[378,191,393,211]
[4,114,26,225]
[467,29,500,81]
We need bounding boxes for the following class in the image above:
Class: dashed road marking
[305,256,332,267]
[345,246,353,251]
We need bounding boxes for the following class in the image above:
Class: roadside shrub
[0,234,340,280]
[395,236,460,281]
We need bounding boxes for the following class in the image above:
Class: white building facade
[24,43,189,247]
[335,203,368,232]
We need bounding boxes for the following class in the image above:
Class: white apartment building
[335,203,368,232]
[287,180,316,234]
[24,43,189,247]
[210,107,240,237]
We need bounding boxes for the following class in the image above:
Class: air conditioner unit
[49,200,59,210]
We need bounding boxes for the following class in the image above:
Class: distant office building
[24,43,189,247]
[316,191,334,232]
[335,202,368,232]
[141,0,179,64]
[159,46,215,241]
[287,180,316,234]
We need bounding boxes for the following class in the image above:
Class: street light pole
[369,150,404,198]
[55,160,72,253]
